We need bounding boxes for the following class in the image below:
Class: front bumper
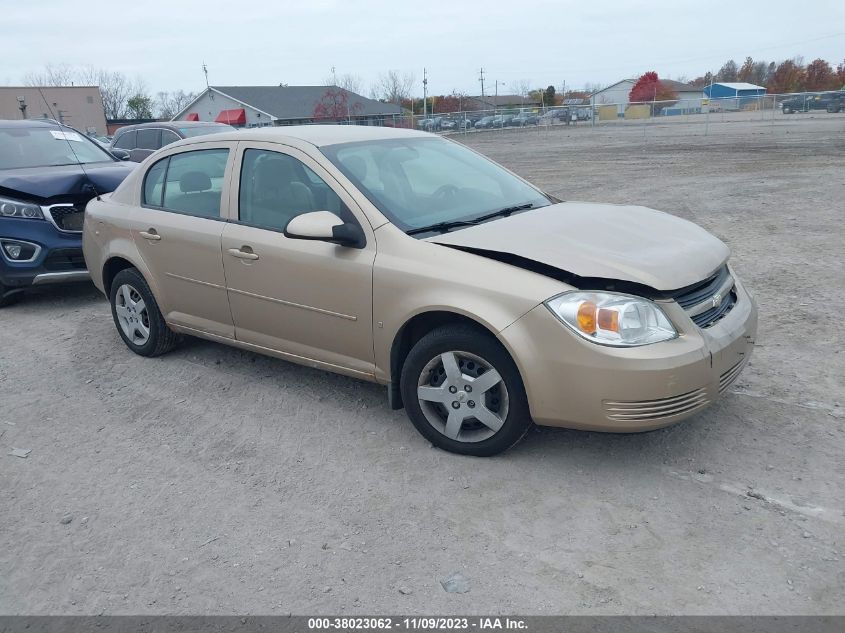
[500,277,758,432]
[0,217,89,292]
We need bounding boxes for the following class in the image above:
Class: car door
[132,128,160,162]
[220,142,376,377]
[132,142,237,338]
[111,129,136,157]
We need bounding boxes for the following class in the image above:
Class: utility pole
[331,66,337,85]
[423,68,428,118]
[494,80,505,112]
[479,68,485,100]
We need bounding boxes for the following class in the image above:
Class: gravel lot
[2,113,844,615]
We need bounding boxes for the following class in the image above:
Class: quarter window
[238,149,349,232]
[143,158,167,207]
[161,130,180,147]
[142,148,229,219]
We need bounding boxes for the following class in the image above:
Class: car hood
[426,202,730,291]
[0,161,136,204]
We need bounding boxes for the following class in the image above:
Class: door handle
[140,229,161,241]
[227,247,259,261]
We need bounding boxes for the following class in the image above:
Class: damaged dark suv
[0,119,135,306]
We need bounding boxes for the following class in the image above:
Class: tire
[400,325,532,456]
[0,283,22,308]
[109,268,178,357]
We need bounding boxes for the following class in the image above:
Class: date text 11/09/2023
[307,617,528,630]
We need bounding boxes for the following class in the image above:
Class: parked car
[460,116,480,130]
[84,126,756,456]
[0,120,136,306]
[823,92,845,113]
[110,121,234,162]
[474,116,496,129]
[780,92,845,114]
[538,108,567,123]
[511,112,539,126]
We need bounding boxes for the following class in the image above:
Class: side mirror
[284,211,365,249]
[111,148,131,161]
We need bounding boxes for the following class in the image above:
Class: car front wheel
[400,325,532,456]
[109,268,178,357]
[0,283,21,308]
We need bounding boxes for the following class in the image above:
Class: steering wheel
[432,184,460,201]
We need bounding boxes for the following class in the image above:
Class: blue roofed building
[704,82,766,110]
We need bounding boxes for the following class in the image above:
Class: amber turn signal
[577,301,597,333]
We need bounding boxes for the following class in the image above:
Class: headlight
[545,291,677,347]
[0,196,44,220]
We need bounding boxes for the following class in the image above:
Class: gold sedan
[83,126,756,456]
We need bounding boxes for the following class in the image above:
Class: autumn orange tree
[312,88,363,120]
[804,58,840,91]
[767,60,806,94]
[629,71,678,113]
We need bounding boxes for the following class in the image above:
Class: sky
[2,0,843,96]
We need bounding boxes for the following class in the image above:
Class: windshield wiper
[406,203,536,236]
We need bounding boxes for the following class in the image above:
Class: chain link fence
[300,90,845,138]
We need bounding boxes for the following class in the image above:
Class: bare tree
[22,63,76,87]
[155,90,198,119]
[510,79,532,100]
[23,64,147,119]
[370,70,415,105]
[77,67,149,119]
[323,73,365,96]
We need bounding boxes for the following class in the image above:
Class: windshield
[0,127,115,169]
[321,137,550,233]
[178,125,235,138]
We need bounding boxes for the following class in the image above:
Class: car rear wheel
[109,268,178,357]
[400,325,532,456]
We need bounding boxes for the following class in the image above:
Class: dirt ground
[1,113,844,615]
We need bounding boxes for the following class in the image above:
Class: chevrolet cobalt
[83,127,756,456]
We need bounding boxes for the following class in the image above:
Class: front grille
[669,265,737,328]
[672,265,729,309]
[719,358,747,393]
[45,205,85,232]
[691,290,737,328]
[44,248,86,271]
[603,387,710,422]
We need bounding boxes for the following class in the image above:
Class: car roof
[193,125,432,148]
[116,121,232,133]
[0,119,65,129]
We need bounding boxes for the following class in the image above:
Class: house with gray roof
[590,78,704,116]
[172,86,403,127]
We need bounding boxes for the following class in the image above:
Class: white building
[590,79,703,116]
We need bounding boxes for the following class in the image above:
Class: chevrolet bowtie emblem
[712,292,722,308]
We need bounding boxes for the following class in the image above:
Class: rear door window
[136,129,161,150]
[113,130,136,150]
